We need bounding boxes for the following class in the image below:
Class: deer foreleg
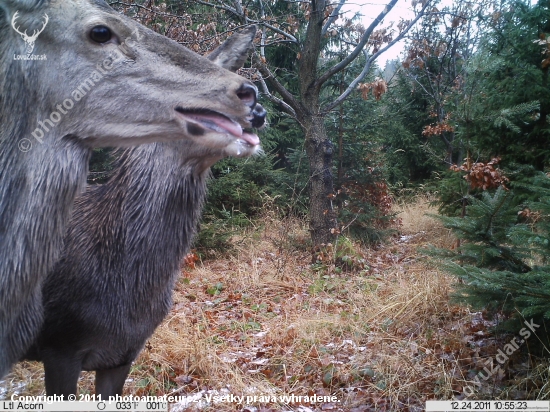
[43,352,81,396]
[95,363,132,397]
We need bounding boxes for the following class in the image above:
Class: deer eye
[90,26,112,43]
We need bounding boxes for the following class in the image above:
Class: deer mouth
[175,108,260,147]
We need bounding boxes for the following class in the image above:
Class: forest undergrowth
[2,195,549,411]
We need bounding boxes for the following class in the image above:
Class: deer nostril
[237,84,257,109]
[251,103,267,129]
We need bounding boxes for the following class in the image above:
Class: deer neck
[122,143,209,260]
[83,143,211,295]
[0,90,90,368]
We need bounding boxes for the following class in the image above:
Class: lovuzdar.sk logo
[11,11,48,60]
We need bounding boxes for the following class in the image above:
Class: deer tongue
[187,113,259,146]
[241,132,260,146]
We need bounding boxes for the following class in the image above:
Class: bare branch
[109,1,190,20]
[258,0,266,59]
[322,49,372,113]
[195,0,241,15]
[253,54,303,118]
[317,0,432,89]
[316,0,398,87]
[194,0,298,43]
[321,0,346,36]
[194,0,240,17]
[258,76,297,118]
[233,0,244,17]
[259,21,298,43]
[263,39,299,46]
[408,73,436,100]
[322,0,433,112]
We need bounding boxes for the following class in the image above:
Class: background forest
[6,0,549,409]
[97,0,550,248]
[96,0,550,332]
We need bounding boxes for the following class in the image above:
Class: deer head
[1,0,262,153]
[11,10,48,55]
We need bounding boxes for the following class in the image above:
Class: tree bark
[303,115,338,246]
[296,0,339,248]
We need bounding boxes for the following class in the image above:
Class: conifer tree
[431,180,550,341]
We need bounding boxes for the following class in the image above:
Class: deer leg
[95,363,132,397]
[43,352,81,396]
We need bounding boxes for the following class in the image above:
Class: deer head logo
[11,11,49,56]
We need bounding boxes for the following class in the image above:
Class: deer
[23,25,265,396]
[0,0,262,379]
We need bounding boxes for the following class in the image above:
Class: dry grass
[2,196,547,410]
[395,193,455,250]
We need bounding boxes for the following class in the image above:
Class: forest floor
[2,195,549,411]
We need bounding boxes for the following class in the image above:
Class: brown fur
[25,28,263,396]
[0,0,259,377]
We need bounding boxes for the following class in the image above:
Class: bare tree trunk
[303,115,338,246]
[337,79,345,185]
[296,0,339,248]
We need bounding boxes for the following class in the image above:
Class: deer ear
[207,25,256,72]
